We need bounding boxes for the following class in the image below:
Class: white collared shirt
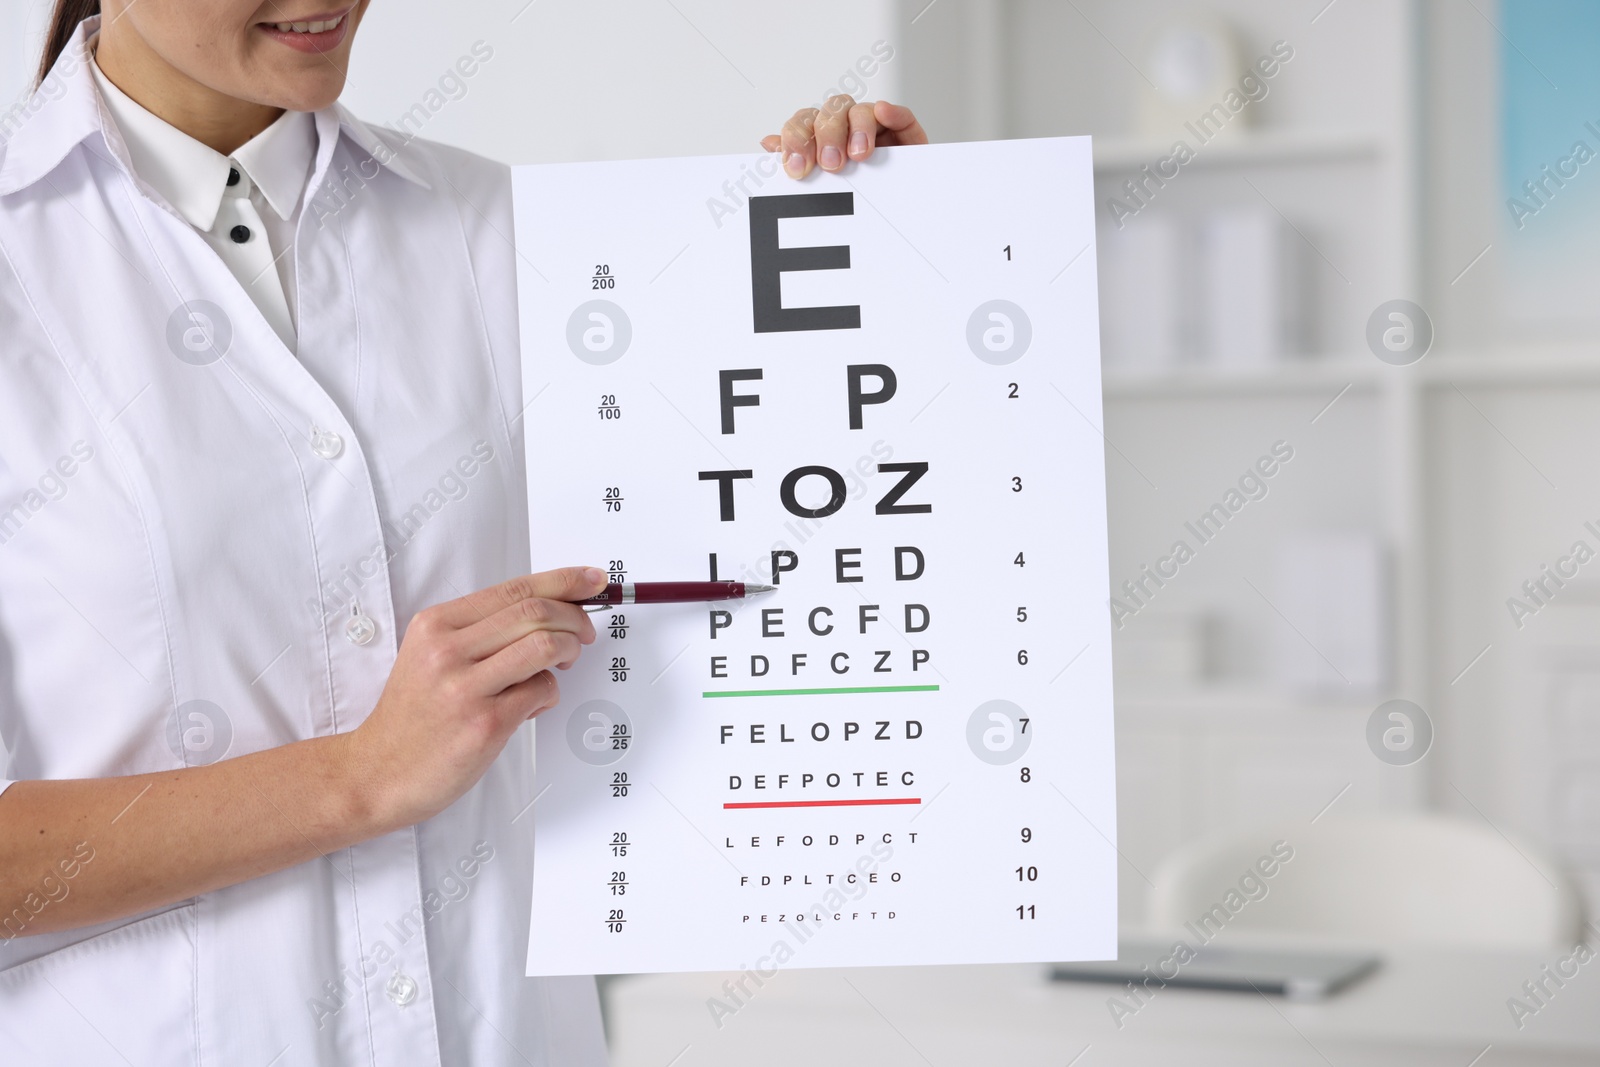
[0,18,605,1066]
[89,51,312,349]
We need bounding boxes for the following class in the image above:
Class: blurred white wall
[344,0,898,164]
[0,0,50,102]
[1,1,901,164]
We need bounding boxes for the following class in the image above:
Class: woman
[0,1,927,1062]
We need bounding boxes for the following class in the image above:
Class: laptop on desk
[1051,937,1382,1001]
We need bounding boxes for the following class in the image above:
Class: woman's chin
[238,71,348,114]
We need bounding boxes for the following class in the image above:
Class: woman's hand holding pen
[344,565,609,831]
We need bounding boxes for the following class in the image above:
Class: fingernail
[849,132,868,157]
[820,145,843,170]
[785,152,805,177]
[585,567,607,585]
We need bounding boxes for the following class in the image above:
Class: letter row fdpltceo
[513,139,1118,976]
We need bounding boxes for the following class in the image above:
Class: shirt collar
[234,109,319,222]
[0,15,430,201]
[326,103,432,190]
[89,55,321,231]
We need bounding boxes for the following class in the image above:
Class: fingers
[780,108,820,179]
[439,566,608,628]
[873,100,928,146]
[505,566,610,606]
[846,102,878,161]
[456,593,596,662]
[474,627,582,696]
[813,95,856,172]
[496,669,562,721]
[772,100,927,178]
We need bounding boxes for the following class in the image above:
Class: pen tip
[745,584,777,595]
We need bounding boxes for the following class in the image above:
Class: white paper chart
[513,138,1115,976]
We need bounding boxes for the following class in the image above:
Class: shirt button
[227,166,240,187]
[230,224,251,244]
[385,970,418,1007]
[345,613,377,646]
[310,428,343,459]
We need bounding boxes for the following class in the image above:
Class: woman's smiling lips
[256,9,353,54]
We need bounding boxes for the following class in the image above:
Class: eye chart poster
[513,138,1114,976]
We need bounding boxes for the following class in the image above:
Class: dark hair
[36,0,100,87]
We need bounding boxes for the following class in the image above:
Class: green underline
[702,684,941,698]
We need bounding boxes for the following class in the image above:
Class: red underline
[723,798,922,810]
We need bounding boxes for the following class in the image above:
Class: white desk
[605,940,1600,1066]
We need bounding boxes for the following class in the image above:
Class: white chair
[1147,815,1586,950]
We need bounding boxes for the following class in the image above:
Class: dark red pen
[579,581,776,606]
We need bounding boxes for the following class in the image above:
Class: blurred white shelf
[1101,359,1382,398]
[1099,350,1600,399]
[1415,349,1600,387]
[1115,684,1376,718]
[1092,129,1385,173]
